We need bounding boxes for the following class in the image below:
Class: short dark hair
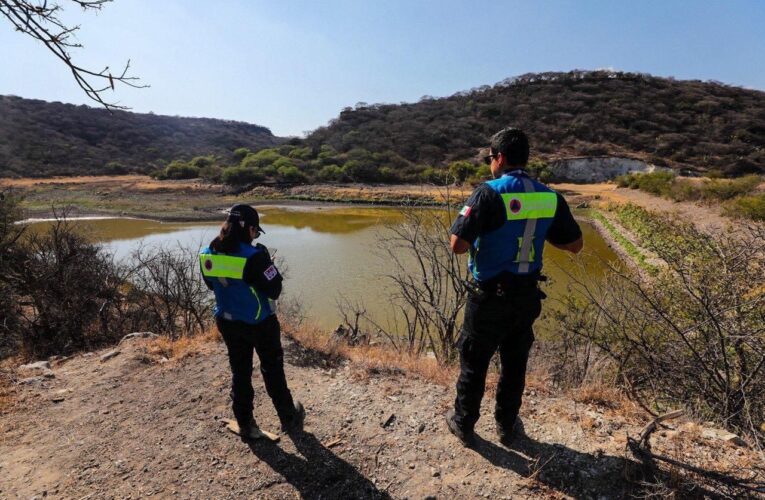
[490,128,529,167]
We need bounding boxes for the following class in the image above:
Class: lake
[28,205,619,333]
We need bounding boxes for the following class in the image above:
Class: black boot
[497,416,525,448]
[446,409,475,447]
[280,401,305,433]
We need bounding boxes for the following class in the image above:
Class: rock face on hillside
[550,156,663,183]
[0,337,761,498]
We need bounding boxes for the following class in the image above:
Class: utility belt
[465,271,547,299]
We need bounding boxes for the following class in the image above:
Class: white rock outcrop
[550,156,667,183]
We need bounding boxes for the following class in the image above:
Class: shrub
[189,155,215,170]
[448,161,477,184]
[724,194,765,221]
[199,164,223,183]
[104,161,129,175]
[164,160,200,180]
[276,165,308,183]
[241,149,282,169]
[556,212,765,446]
[221,166,263,185]
[287,146,312,160]
[317,164,345,182]
[11,214,125,357]
[419,167,449,185]
[233,147,251,161]
[699,174,761,201]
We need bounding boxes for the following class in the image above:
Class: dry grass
[283,321,458,386]
[143,329,221,362]
[0,368,17,415]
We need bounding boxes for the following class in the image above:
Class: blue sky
[2,0,764,136]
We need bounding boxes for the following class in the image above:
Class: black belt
[472,272,546,297]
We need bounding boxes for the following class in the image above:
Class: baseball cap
[227,204,265,234]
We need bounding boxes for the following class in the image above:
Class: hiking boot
[238,417,262,441]
[281,401,305,433]
[497,416,525,448]
[445,409,474,447]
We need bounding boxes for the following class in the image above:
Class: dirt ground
[552,182,736,232]
[1,336,761,499]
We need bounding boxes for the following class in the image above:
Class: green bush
[287,146,312,160]
[317,164,345,182]
[233,148,251,161]
[104,161,129,175]
[527,158,553,183]
[448,161,477,184]
[700,175,761,201]
[163,161,200,180]
[240,149,281,169]
[199,164,223,183]
[277,165,307,183]
[221,166,263,185]
[419,167,449,185]
[189,155,215,170]
[724,194,765,221]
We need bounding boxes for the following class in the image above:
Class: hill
[304,70,765,176]
[0,95,281,177]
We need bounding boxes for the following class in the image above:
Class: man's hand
[550,236,584,254]
[450,234,471,254]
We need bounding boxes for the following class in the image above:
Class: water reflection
[27,205,619,332]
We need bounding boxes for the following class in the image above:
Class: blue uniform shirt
[451,170,581,282]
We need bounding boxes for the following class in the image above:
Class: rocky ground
[2,335,762,499]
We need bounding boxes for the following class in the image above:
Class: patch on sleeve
[263,265,278,281]
[459,205,472,217]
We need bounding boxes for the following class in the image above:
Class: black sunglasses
[483,153,498,165]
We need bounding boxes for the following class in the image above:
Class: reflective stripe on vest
[199,254,247,279]
[499,192,558,221]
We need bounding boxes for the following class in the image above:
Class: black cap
[227,204,264,234]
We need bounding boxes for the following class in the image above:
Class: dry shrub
[143,328,220,362]
[556,211,765,448]
[0,368,16,415]
[283,319,456,387]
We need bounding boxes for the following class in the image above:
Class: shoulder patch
[459,205,472,217]
[263,265,278,281]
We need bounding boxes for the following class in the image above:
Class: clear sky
[2,0,764,136]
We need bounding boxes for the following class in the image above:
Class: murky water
[28,205,618,331]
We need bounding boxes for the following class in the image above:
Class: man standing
[446,128,583,447]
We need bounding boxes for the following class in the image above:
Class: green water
[28,205,618,331]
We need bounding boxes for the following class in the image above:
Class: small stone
[119,332,158,344]
[18,360,52,377]
[408,463,415,469]
[418,423,426,433]
[431,469,440,477]
[100,350,121,363]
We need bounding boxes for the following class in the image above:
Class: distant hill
[0,95,282,177]
[304,70,765,176]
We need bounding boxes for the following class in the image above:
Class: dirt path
[0,337,652,499]
[2,337,762,499]
[552,182,735,232]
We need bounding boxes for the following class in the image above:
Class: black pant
[453,289,541,432]
[217,315,296,428]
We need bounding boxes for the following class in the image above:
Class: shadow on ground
[248,430,392,499]
[470,432,723,498]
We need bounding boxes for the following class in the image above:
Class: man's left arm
[546,192,583,254]
[449,185,503,254]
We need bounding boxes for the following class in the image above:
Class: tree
[0,0,146,110]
